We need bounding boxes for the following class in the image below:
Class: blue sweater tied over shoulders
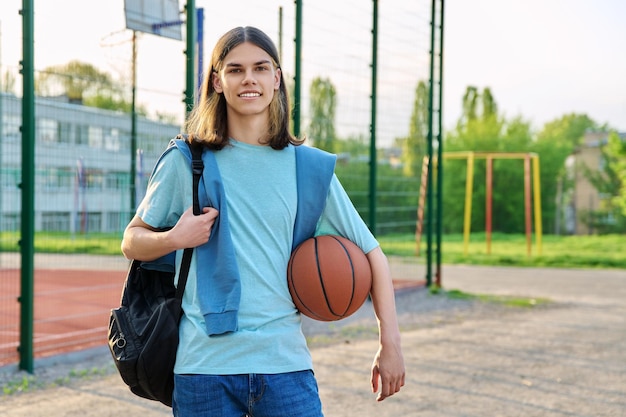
[172,139,336,336]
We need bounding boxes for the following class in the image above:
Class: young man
[121,26,404,417]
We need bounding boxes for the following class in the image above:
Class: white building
[1,93,181,233]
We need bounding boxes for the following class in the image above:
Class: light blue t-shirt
[137,139,379,375]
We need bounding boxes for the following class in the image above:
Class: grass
[379,232,626,269]
[1,366,112,396]
[437,288,551,308]
[1,231,624,269]
[0,231,122,255]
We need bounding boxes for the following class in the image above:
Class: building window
[0,213,20,232]
[86,212,102,232]
[38,118,58,143]
[58,121,73,144]
[2,115,21,141]
[82,169,104,191]
[41,212,71,232]
[75,124,89,145]
[105,171,128,190]
[37,167,72,190]
[106,212,124,233]
[88,126,104,149]
[105,128,121,152]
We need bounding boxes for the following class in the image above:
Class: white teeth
[239,93,260,98]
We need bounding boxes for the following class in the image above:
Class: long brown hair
[185,26,302,150]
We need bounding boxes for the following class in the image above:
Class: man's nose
[242,69,257,84]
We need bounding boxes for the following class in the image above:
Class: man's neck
[227,112,269,146]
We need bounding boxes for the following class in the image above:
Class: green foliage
[428,284,442,294]
[84,94,148,116]
[1,366,112,396]
[536,113,597,149]
[461,86,479,123]
[35,59,137,114]
[578,209,626,234]
[442,289,550,308]
[335,161,370,216]
[532,114,598,233]
[401,80,429,177]
[576,132,626,233]
[333,134,370,157]
[443,107,535,234]
[444,87,603,236]
[2,375,37,395]
[308,77,337,152]
[36,60,114,101]
[593,131,626,220]
[335,161,420,235]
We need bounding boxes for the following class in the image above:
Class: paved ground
[1,264,625,416]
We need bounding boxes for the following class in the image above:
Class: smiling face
[212,42,281,121]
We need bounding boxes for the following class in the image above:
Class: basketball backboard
[124,0,183,40]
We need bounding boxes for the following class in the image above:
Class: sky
[1,0,625,146]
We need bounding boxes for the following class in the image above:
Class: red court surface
[0,269,126,367]
[0,266,423,368]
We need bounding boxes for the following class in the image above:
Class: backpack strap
[174,136,203,301]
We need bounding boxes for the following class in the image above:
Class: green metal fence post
[130,31,137,215]
[369,0,378,234]
[19,0,35,373]
[436,0,445,287]
[293,0,302,137]
[425,0,437,287]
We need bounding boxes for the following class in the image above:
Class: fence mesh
[0,0,432,367]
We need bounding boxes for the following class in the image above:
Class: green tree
[532,113,597,233]
[35,60,140,114]
[307,77,337,152]
[333,133,369,157]
[83,91,147,116]
[443,87,537,234]
[536,113,596,149]
[481,87,497,119]
[36,60,113,102]
[582,132,626,231]
[608,133,626,217]
[460,86,479,125]
[401,80,429,177]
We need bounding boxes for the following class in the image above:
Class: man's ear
[213,72,223,93]
[274,67,281,90]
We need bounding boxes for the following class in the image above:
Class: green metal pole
[435,0,445,287]
[425,0,437,287]
[368,0,378,234]
[185,0,196,116]
[130,31,137,216]
[293,0,302,137]
[19,0,35,373]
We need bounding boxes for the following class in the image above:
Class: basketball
[287,235,372,321]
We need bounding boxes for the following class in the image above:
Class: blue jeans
[172,370,324,417]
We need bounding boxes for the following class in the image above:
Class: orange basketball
[287,235,372,321]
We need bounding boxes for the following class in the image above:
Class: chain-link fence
[0,0,434,368]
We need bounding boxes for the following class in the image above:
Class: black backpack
[107,139,202,407]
